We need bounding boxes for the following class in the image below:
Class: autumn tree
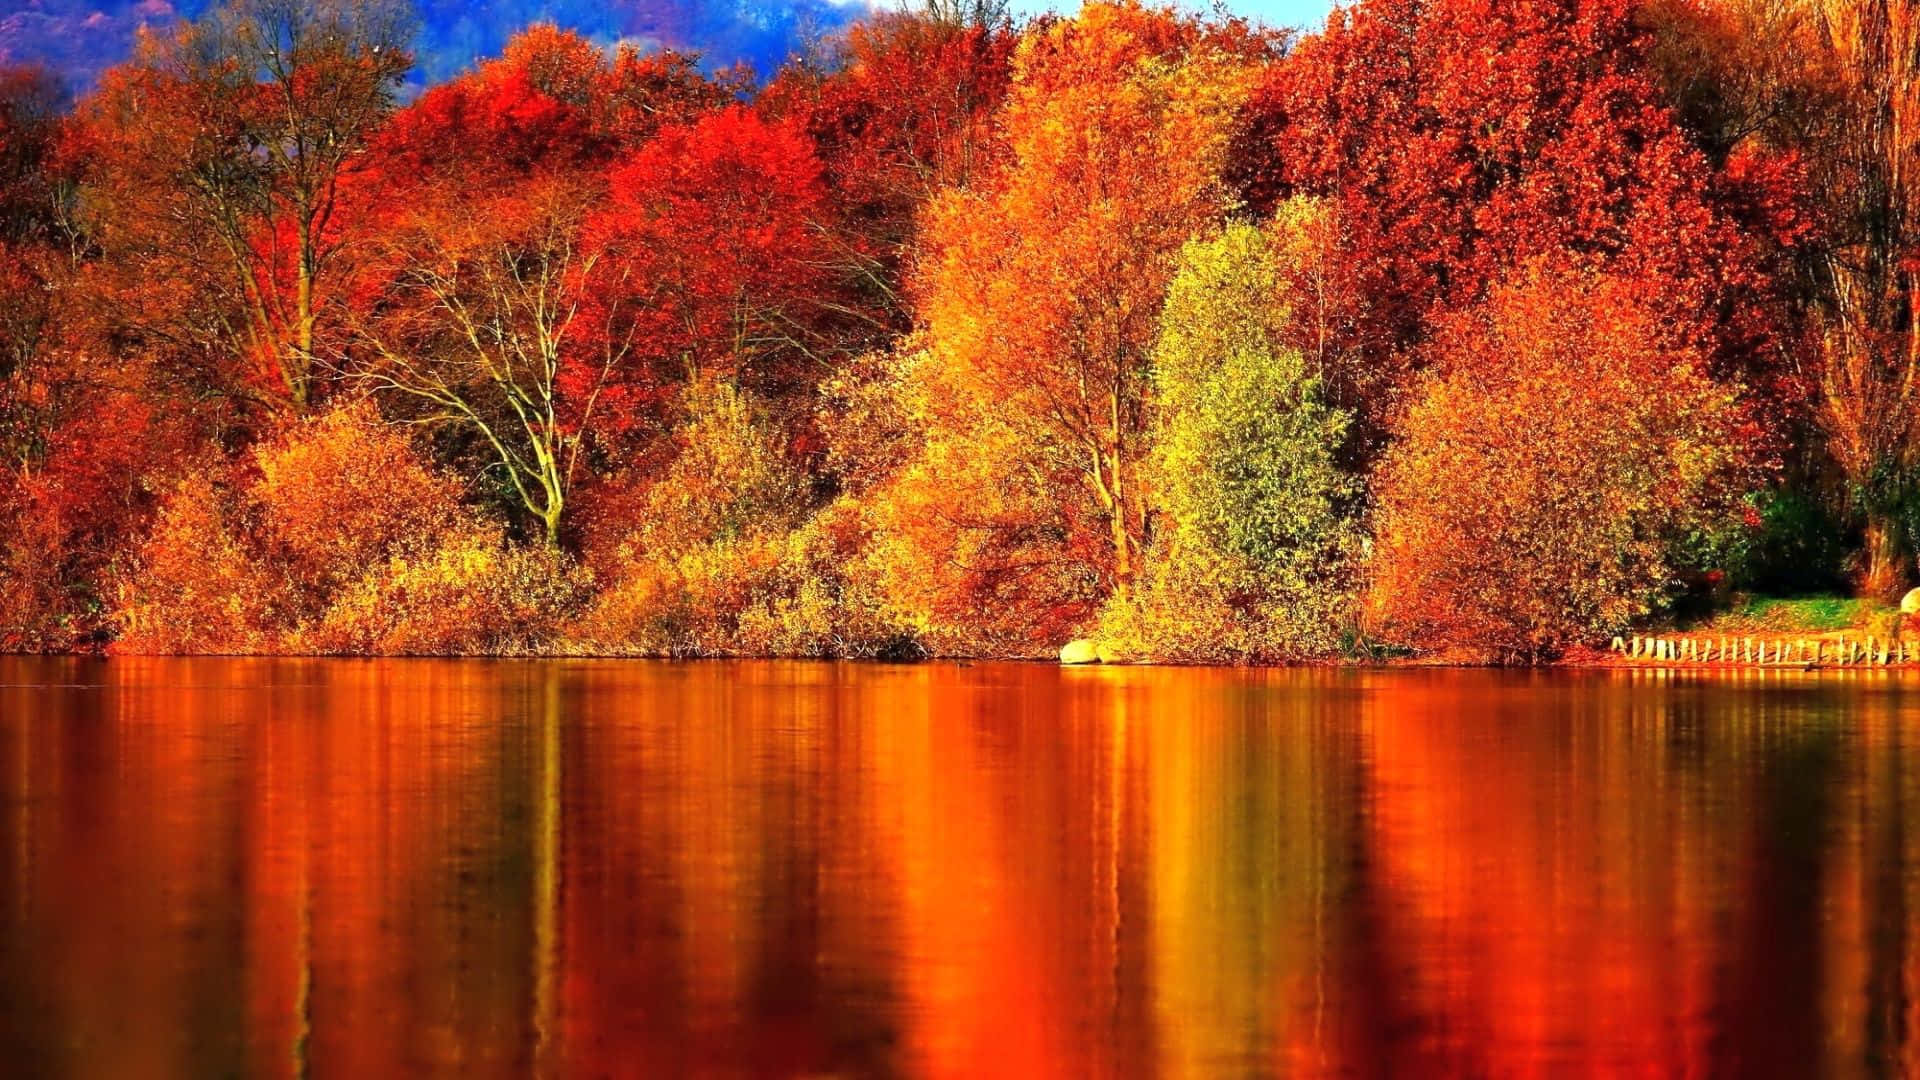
[761,7,1017,347]
[1780,0,1920,596]
[1098,214,1360,661]
[368,25,735,194]
[0,65,62,246]
[350,177,616,547]
[595,41,744,149]
[581,106,834,408]
[1232,0,1758,440]
[352,102,829,547]
[70,0,412,411]
[885,1,1265,648]
[347,30,749,549]
[1640,0,1920,596]
[0,65,67,477]
[0,65,188,650]
[1369,263,1748,661]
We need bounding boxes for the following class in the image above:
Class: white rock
[1060,639,1100,665]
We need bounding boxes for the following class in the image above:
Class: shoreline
[9,646,1920,672]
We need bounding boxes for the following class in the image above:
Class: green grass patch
[1690,594,1888,635]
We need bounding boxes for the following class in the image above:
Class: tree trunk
[1105,448,1134,602]
[293,238,315,411]
[1862,512,1908,599]
[540,495,563,549]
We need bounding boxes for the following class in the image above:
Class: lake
[1,658,1917,1076]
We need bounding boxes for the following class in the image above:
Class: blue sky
[1010,0,1330,27]
[0,0,1337,95]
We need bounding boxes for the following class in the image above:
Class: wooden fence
[1609,635,1910,666]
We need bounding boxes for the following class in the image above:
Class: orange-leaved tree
[68,0,412,412]
[1368,262,1749,661]
[887,0,1270,650]
[1231,0,1764,448]
[348,174,613,548]
[761,6,1018,349]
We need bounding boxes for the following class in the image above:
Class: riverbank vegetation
[2,0,1918,662]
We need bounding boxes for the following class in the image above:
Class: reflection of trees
[11,662,1920,1074]
[1336,669,1911,1077]
[1141,669,1357,1076]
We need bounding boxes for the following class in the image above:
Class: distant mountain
[0,0,875,96]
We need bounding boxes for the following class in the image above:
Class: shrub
[113,471,283,654]
[617,379,809,556]
[116,401,573,654]
[730,498,915,657]
[573,380,912,656]
[1716,487,1851,595]
[1367,263,1748,661]
[300,524,586,654]
[1,392,187,651]
[250,400,467,602]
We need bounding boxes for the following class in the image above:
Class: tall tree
[581,106,834,408]
[71,0,411,411]
[353,105,830,545]
[1231,0,1757,439]
[1794,0,1920,595]
[0,65,67,476]
[888,1,1266,646]
[762,8,1017,348]
[1654,0,1920,595]
[351,177,615,547]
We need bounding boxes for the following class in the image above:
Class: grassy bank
[1681,595,1892,636]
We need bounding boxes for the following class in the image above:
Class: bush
[1367,263,1748,661]
[251,400,466,601]
[1,392,187,650]
[116,401,575,654]
[1713,486,1851,595]
[113,471,282,654]
[573,380,916,657]
[300,524,586,654]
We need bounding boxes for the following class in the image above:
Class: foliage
[1714,486,1852,595]
[1098,216,1361,661]
[116,402,579,654]
[351,174,614,545]
[761,11,1018,347]
[0,390,186,650]
[302,524,584,654]
[582,106,833,399]
[1230,0,1767,451]
[1368,263,1749,661]
[887,0,1263,651]
[14,0,1920,662]
[574,382,909,656]
[369,24,735,192]
[67,0,414,411]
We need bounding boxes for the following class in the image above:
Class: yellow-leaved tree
[1098,209,1361,661]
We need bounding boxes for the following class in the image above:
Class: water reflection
[2,660,1919,1076]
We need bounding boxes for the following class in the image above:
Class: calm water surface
[3,659,1919,1076]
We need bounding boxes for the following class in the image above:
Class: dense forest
[0,0,1913,661]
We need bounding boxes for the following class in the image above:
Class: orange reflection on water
[6,660,1920,1077]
